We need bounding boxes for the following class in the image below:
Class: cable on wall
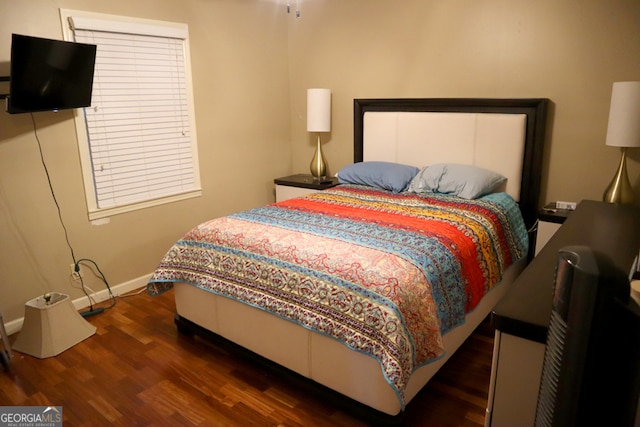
[30,113,115,316]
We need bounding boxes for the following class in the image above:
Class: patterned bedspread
[147,184,528,403]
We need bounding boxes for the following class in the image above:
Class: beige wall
[0,0,291,326]
[288,0,640,204]
[1,0,639,329]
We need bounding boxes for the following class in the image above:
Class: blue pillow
[407,163,506,199]
[337,161,420,193]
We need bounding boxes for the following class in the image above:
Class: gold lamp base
[310,134,328,180]
[603,148,635,204]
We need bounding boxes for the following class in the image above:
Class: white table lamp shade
[605,81,640,148]
[307,88,331,132]
[12,293,96,358]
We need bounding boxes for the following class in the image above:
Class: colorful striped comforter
[147,184,528,401]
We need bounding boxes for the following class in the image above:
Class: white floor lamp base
[12,293,96,358]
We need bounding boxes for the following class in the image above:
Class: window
[61,10,201,220]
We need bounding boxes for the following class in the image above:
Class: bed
[147,98,548,418]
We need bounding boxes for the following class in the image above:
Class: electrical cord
[118,286,148,297]
[75,258,116,311]
[31,114,78,266]
[30,113,114,316]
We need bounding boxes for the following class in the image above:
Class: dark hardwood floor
[1,289,495,426]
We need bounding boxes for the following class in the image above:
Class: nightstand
[534,204,573,255]
[274,174,339,202]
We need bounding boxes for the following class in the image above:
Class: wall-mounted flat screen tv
[7,33,96,114]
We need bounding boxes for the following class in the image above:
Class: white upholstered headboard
[353,98,548,236]
[362,112,526,200]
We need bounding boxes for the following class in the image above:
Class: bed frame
[173,98,549,421]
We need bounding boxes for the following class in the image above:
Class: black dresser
[485,200,640,426]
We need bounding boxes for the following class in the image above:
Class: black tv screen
[8,33,96,114]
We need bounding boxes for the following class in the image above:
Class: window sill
[87,188,202,221]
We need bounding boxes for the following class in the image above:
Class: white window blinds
[68,15,200,213]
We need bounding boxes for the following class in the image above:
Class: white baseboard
[3,273,153,337]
